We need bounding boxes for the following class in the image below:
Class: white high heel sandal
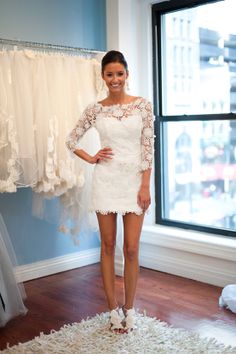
[109,307,124,333]
[122,306,136,332]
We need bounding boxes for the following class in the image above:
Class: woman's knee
[101,237,116,256]
[123,244,139,261]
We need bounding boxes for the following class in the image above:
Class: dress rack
[0,37,104,55]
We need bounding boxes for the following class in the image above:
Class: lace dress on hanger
[0,214,27,327]
[66,97,154,215]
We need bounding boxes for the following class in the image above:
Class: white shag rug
[2,312,236,354]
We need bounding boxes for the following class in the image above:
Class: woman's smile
[102,62,128,93]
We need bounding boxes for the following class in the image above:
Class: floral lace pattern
[66,97,154,170]
[66,97,154,215]
[66,103,97,153]
[139,99,154,170]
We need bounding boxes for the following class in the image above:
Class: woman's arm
[138,169,152,211]
[66,104,113,164]
[73,147,113,164]
[141,168,151,189]
[137,99,154,211]
[66,105,94,153]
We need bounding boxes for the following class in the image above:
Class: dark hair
[101,50,128,73]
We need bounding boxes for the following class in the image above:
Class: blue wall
[0,0,106,50]
[0,0,105,265]
[0,189,100,265]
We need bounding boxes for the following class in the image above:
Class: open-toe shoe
[109,307,124,334]
[122,306,136,333]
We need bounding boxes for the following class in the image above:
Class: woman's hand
[89,147,113,164]
[137,186,151,212]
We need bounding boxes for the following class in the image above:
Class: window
[152,0,236,237]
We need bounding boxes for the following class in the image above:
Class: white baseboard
[140,226,236,287]
[15,247,100,282]
[14,229,235,288]
[140,245,236,287]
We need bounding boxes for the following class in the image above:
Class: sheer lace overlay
[66,97,154,215]
[66,97,154,170]
[66,103,97,153]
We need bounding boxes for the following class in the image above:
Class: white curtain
[0,48,106,242]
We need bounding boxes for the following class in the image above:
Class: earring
[125,78,130,92]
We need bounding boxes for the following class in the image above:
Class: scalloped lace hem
[90,209,144,216]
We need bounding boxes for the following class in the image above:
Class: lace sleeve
[141,100,154,170]
[66,104,96,152]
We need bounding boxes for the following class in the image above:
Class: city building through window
[152,0,236,237]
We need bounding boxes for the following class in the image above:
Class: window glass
[161,0,236,115]
[163,120,236,231]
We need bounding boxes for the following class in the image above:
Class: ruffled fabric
[0,214,27,327]
[0,48,104,240]
[0,52,20,193]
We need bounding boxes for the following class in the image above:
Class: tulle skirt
[0,214,27,327]
[0,49,104,242]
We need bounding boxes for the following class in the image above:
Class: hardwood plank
[0,265,235,350]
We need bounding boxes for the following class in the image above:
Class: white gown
[66,97,154,215]
[0,214,27,327]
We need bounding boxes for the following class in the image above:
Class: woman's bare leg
[96,212,118,310]
[122,212,145,309]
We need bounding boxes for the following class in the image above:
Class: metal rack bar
[0,37,104,54]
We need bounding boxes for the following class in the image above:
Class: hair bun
[101,50,128,73]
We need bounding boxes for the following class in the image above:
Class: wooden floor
[0,264,236,351]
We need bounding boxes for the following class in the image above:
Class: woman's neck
[107,92,128,104]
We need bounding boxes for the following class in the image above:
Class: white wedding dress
[0,48,103,240]
[0,214,27,327]
[66,97,154,215]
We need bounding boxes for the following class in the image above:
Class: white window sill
[141,224,236,262]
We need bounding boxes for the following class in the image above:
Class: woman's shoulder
[83,101,102,113]
[81,102,102,121]
[138,96,152,104]
[135,96,152,110]
[84,101,98,110]
[96,96,148,108]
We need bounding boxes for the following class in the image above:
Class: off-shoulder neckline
[96,96,143,108]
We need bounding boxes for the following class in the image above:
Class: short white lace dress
[66,97,154,215]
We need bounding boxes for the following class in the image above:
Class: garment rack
[0,37,104,55]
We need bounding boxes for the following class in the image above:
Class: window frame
[152,0,236,237]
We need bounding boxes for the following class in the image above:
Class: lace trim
[96,96,142,108]
[91,209,144,216]
[95,97,145,121]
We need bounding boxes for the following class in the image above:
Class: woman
[66,50,154,333]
